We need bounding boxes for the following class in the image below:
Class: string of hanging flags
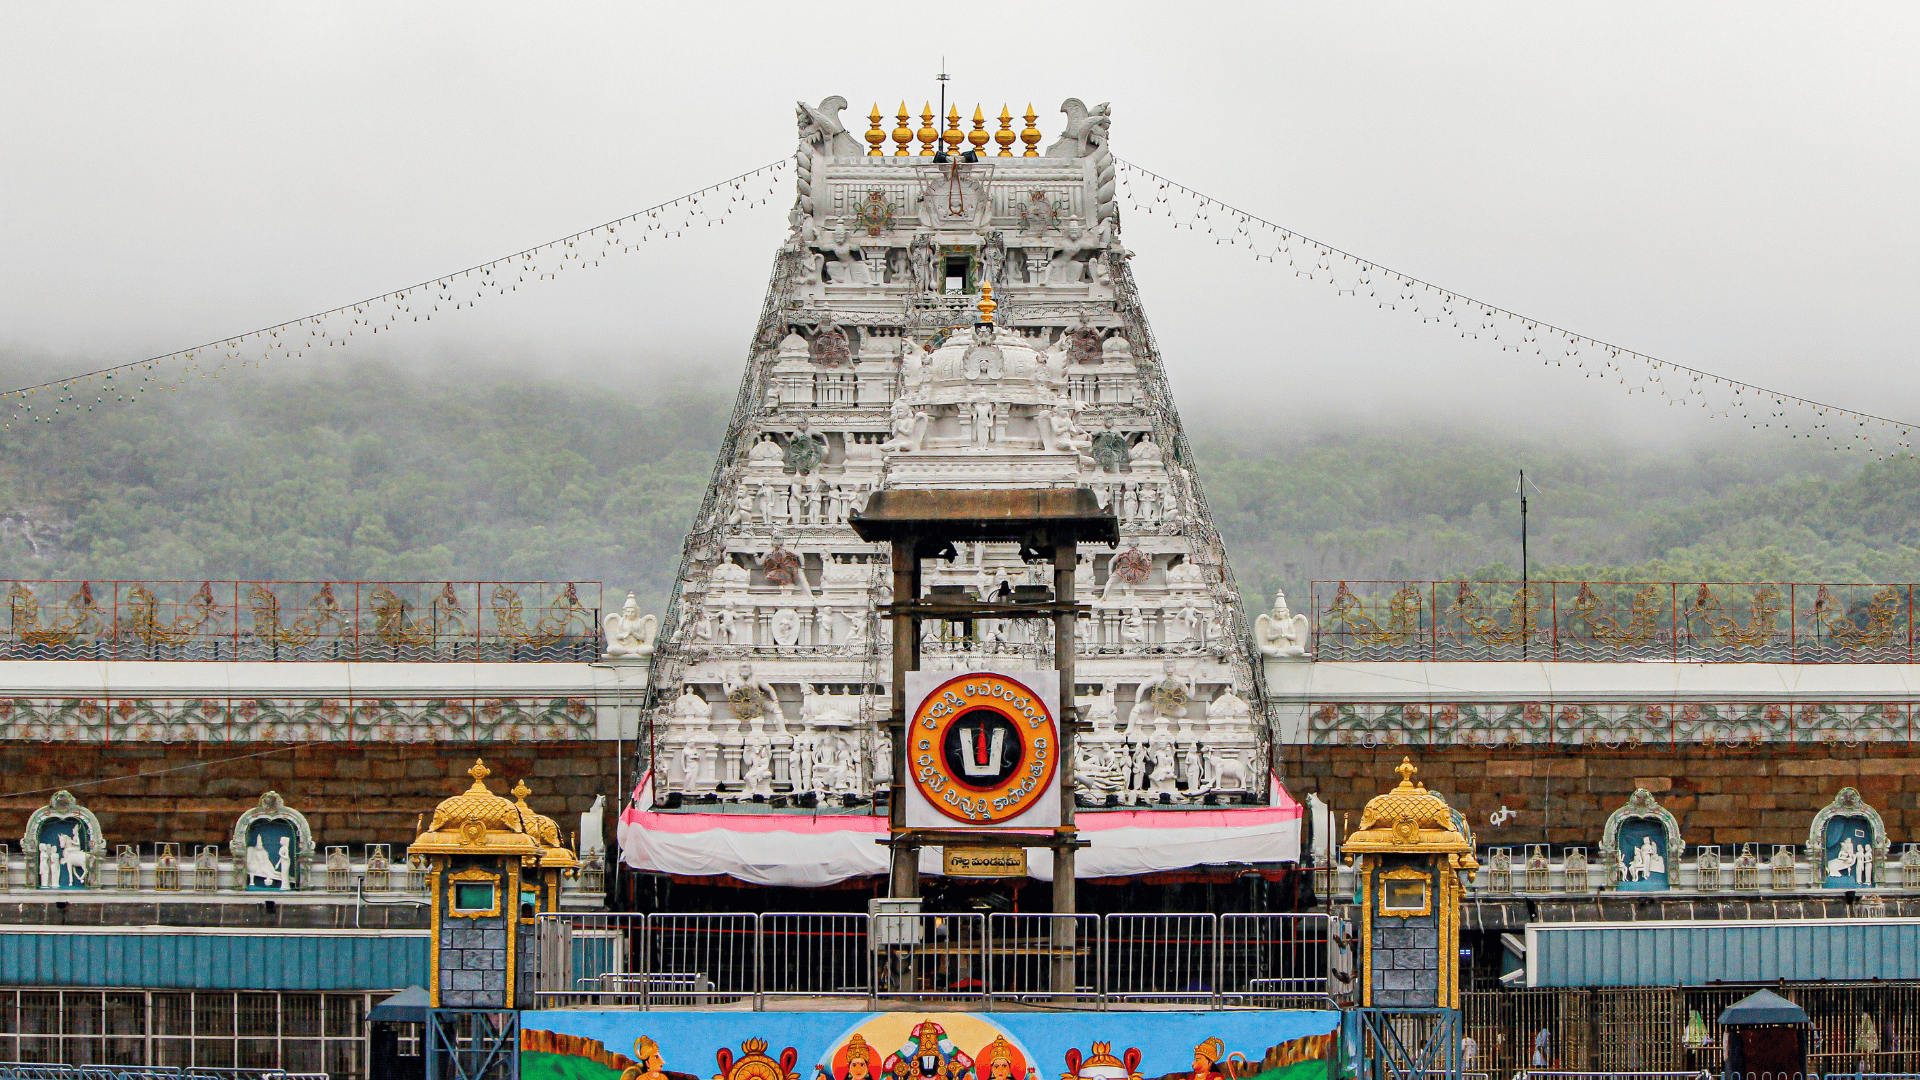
[11,150,1913,458]
[1,159,792,426]
[1115,158,1915,456]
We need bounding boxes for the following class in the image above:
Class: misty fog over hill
[0,358,1910,621]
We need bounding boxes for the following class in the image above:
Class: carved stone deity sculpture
[878,398,928,453]
[757,535,813,597]
[908,233,936,294]
[741,738,775,798]
[602,593,659,659]
[725,663,787,734]
[1254,590,1311,658]
[1064,314,1103,364]
[978,230,1007,287]
[1137,660,1194,732]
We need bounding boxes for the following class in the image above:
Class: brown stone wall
[0,742,624,853]
[1280,743,1920,850]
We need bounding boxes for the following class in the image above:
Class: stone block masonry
[0,742,622,852]
[1284,743,1920,850]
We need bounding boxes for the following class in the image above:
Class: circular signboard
[909,671,1058,825]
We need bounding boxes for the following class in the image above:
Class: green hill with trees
[0,359,1911,621]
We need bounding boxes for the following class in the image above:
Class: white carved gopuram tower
[641,98,1268,818]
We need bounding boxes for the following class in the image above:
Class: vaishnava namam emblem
[910,672,1057,825]
[855,190,894,236]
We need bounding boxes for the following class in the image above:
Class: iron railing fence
[1466,985,1920,1077]
[531,910,1331,1010]
[0,988,373,1079]
[985,913,1100,1007]
[1312,580,1919,663]
[0,581,600,662]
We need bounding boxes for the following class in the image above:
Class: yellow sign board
[943,847,1029,878]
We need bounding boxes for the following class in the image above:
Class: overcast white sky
[3,3,1917,436]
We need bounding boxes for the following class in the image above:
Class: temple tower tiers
[643,97,1268,809]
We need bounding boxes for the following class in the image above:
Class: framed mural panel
[1600,789,1683,892]
[1807,787,1889,888]
[519,1012,1340,1080]
[21,790,104,889]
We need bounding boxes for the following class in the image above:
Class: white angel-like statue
[602,592,659,659]
[1254,589,1311,658]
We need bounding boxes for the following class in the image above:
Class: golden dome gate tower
[1340,758,1476,1080]
[411,759,578,1011]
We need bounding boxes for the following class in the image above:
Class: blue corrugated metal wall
[1531,920,1920,986]
[0,932,428,990]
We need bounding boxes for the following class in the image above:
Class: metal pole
[889,537,919,899]
[1051,539,1078,998]
[1520,469,1529,661]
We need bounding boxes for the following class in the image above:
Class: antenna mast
[937,60,949,124]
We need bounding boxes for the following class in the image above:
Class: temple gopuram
[0,96,1918,1080]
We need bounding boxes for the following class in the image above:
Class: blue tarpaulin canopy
[1719,989,1808,1026]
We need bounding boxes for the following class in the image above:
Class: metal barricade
[1218,912,1333,1008]
[532,913,641,1007]
[872,914,986,1004]
[1103,913,1218,1006]
[644,914,759,1009]
[987,913,1101,1007]
[761,913,872,1005]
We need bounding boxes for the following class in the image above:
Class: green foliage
[1194,417,1920,605]
[0,361,731,618]
[2,358,1915,623]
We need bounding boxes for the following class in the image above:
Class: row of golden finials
[861,102,1047,157]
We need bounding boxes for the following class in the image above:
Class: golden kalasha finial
[893,102,914,156]
[1020,103,1042,156]
[468,759,490,785]
[917,102,938,156]
[968,106,989,152]
[1395,756,1418,786]
[865,103,886,156]
[942,105,964,152]
[995,105,1016,156]
[977,281,997,325]
[511,779,533,803]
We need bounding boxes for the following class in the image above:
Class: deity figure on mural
[882,1021,975,1080]
[1255,590,1310,658]
[1624,835,1667,881]
[602,592,658,659]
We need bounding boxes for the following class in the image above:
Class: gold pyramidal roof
[1342,757,1475,858]
[410,759,577,867]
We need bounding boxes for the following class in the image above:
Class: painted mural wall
[519,1012,1339,1080]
